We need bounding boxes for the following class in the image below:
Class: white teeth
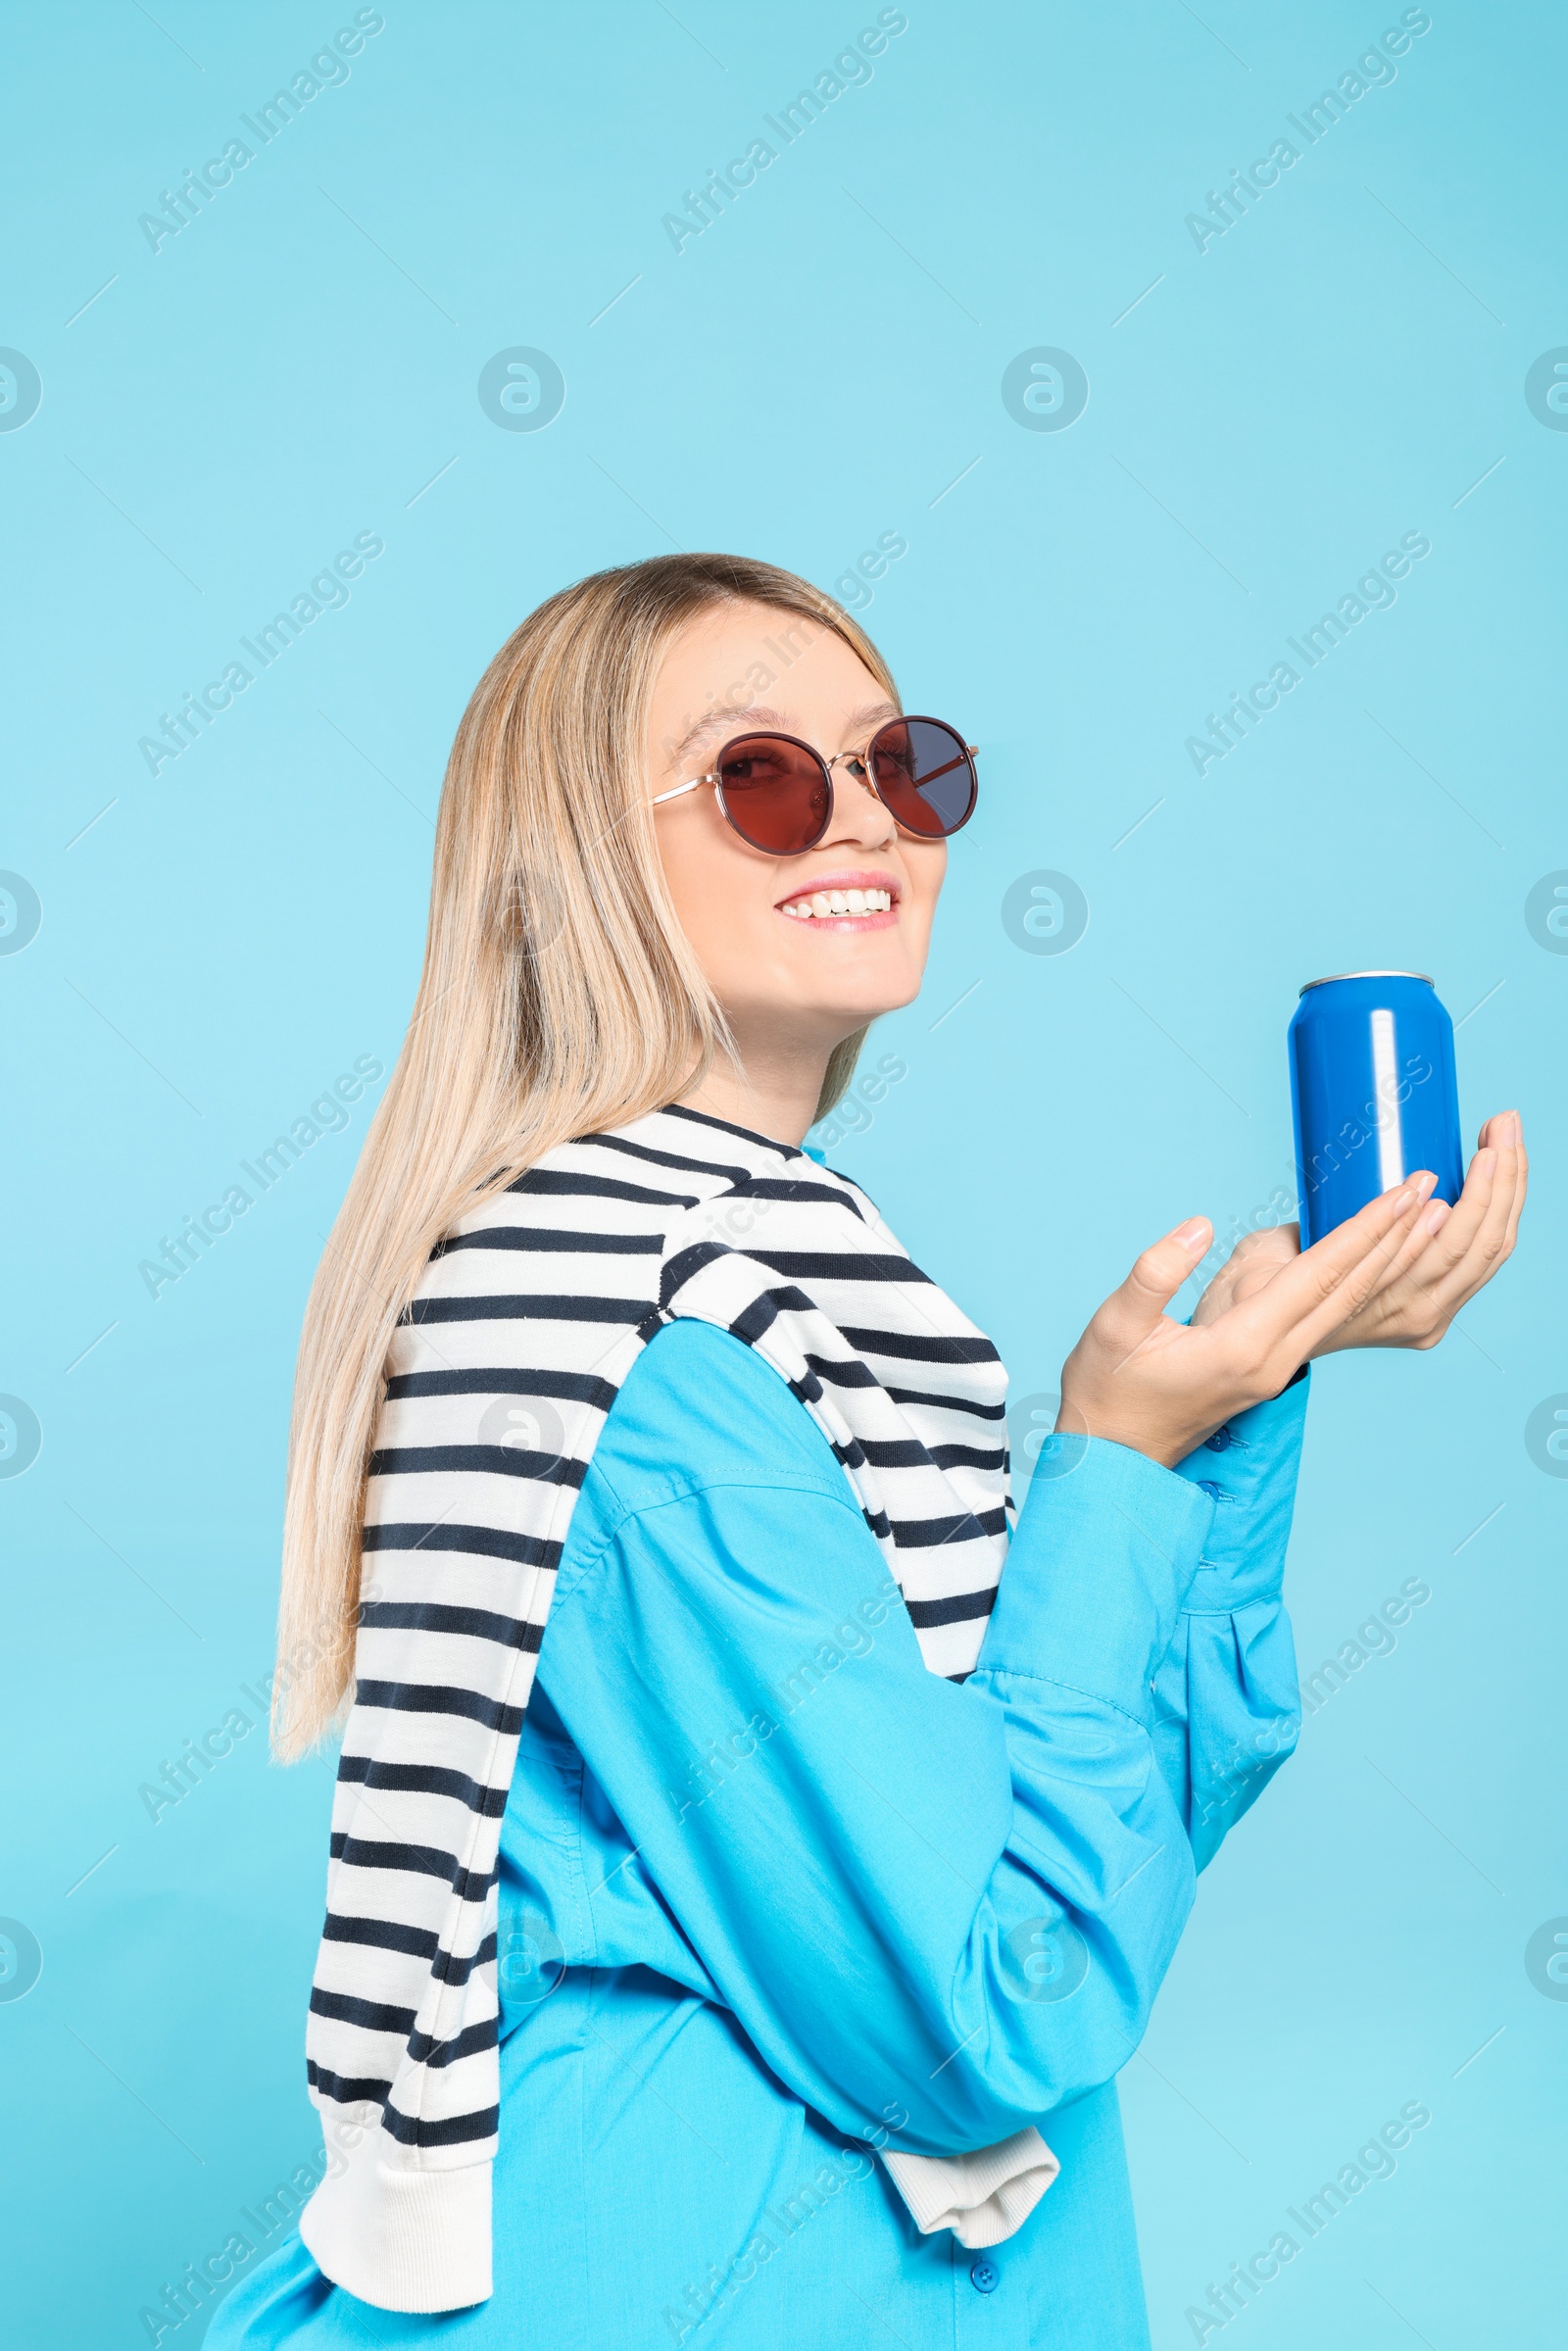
[780,887,894,918]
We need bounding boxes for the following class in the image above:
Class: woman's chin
[793,944,927,1021]
[815,969,925,1028]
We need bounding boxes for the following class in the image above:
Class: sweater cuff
[298,2131,492,2314]
[980,1436,1215,1715]
[881,2130,1060,2247]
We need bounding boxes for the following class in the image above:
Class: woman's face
[648,601,947,1062]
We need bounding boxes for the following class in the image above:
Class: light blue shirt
[208,1319,1307,2351]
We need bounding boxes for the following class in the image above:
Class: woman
[213,554,1524,2351]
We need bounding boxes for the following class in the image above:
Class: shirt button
[1204,1426,1232,1451]
[969,2258,1000,2293]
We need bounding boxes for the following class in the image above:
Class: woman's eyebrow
[669,698,903,771]
[841,700,901,740]
[668,706,790,769]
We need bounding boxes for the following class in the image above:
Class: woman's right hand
[1055,1175,1443,1469]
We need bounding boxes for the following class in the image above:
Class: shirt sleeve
[531,1318,1222,2161]
[1156,1373,1310,1871]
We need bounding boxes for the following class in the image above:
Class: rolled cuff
[298,2131,492,2314]
[881,2129,1060,2247]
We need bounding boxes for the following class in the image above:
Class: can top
[1298,969,1434,995]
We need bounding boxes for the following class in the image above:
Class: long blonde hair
[272,553,897,1755]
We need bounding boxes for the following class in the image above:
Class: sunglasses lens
[716,735,828,854]
[869,718,976,838]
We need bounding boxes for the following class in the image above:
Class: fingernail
[1394,1186,1414,1210]
[1414,1170,1437,1200]
[1174,1218,1209,1251]
[1423,1200,1447,1234]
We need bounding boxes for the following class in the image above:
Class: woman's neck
[678,1040,833,1149]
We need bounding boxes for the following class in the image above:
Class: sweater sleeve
[532,1319,1218,2162]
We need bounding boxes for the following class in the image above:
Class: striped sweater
[297,1104,1021,2310]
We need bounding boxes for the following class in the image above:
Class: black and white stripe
[303,1104,1011,2230]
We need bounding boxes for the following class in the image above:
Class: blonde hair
[272,553,898,1755]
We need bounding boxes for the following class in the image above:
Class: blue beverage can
[1289,971,1464,1247]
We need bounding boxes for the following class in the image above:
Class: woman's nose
[827,762,895,847]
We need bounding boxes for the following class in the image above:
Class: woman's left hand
[1192,1110,1526,1356]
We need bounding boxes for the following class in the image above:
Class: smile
[780,887,896,921]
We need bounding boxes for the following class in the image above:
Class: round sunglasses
[651,715,978,857]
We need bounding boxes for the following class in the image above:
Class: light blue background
[2,4,1563,2343]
